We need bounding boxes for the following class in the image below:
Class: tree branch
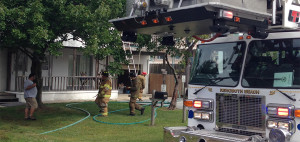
[19,47,33,59]
[165,53,178,83]
[41,42,52,54]
[188,40,198,52]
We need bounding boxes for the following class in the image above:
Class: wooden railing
[16,76,118,92]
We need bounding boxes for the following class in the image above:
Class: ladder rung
[122,41,137,74]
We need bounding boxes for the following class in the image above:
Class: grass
[0,102,186,142]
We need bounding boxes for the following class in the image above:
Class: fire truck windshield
[190,42,246,86]
[242,38,300,88]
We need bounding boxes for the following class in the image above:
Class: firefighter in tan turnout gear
[137,72,147,101]
[95,71,112,117]
[128,72,145,116]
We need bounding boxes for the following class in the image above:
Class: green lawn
[0,102,186,142]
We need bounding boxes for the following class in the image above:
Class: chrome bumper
[164,127,253,142]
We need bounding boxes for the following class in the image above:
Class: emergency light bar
[184,99,213,110]
[193,100,202,108]
[267,104,295,119]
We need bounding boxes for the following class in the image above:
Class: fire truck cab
[110,0,300,141]
[164,31,300,142]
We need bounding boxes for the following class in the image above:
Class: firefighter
[129,72,145,116]
[95,71,112,117]
[137,72,147,101]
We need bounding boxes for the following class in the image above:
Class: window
[190,42,246,87]
[242,38,300,88]
[68,55,93,76]
[175,56,181,59]
[42,56,49,70]
[157,55,164,60]
[15,51,28,72]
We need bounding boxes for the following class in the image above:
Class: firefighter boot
[141,108,145,115]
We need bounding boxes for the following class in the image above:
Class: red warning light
[193,100,202,108]
[152,18,159,24]
[278,108,289,117]
[140,20,147,26]
[234,17,240,22]
[165,16,172,22]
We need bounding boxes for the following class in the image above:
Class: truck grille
[216,93,265,136]
[218,128,263,136]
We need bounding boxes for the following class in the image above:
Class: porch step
[0,93,19,102]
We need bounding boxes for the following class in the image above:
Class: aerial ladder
[122,41,137,75]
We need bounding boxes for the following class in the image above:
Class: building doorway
[117,67,140,94]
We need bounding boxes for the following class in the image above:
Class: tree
[0,0,126,107]
[135,35,190,110]
[74,0,127,76]
[135,34,211,110]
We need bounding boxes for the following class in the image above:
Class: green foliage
[70,0,127,76]
[0,0,127,76]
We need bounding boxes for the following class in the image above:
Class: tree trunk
[166,54,179,110]
[95,59,100,89]
[184,40,197,92]
[106,56,109,71]
[182,40,198,121]
[6,50,12,91]
[31,57,43,108]
[95,59,99,76]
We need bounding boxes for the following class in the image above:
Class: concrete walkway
[0,93,184,109]
[0,102,25,107]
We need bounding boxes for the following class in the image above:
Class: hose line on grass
[93,102,157,125]
[40,102,91,135]
[40,101,169,134]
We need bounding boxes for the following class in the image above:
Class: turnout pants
[138,93,143,100]
[129,97,142,114]
[95,97,110,116]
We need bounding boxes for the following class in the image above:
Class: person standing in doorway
[137,72,147,101]
[95,71,112,117]
[128,72,145,116]
[24,73,38,120]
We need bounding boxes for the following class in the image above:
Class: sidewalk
[0,102,24,107]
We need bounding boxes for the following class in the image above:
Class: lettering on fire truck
[220,88,260,94]
[288,10,300,23]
